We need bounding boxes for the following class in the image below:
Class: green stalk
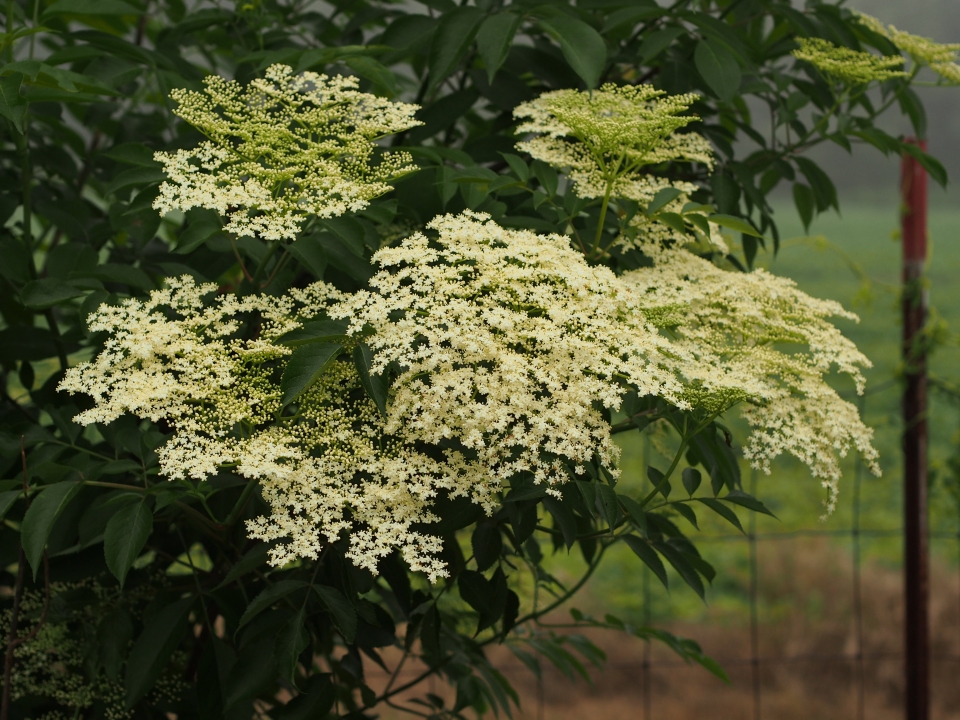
[590,184,614,258]
[224,477,260,527]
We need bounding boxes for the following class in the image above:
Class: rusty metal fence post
[901,137,929,720]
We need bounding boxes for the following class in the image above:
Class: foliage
[0,1,956,719]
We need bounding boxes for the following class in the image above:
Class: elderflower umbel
[855,11,960,85]
[154,65,422,240]
[792,37,906,84]
[61,277,465,581]
[513,85,713,201]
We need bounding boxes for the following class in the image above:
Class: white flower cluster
[154,65,421,240]
[856,11,960,84]
[514,85,713,201]
[62,278,465,581]
[622,237,880,512]
[334,211,688,492]
[791,37,906,85]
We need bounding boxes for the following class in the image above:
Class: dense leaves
[0,1,950,718]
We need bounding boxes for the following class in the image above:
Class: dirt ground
[368,538,960,719]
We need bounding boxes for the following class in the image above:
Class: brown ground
[368,538,960,719]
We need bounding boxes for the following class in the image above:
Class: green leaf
[594,482,619,528]
[44,0,139,15]
[19,279,84,310]
[602,4,665,34]
[427,6,485,92]
[708,213,761,237]
[794,157,839,211]
[537,15,607,89]
[472,522,502,572]
[673,502,699,530]
[647,466,670,500]
[125,597,194,708]
[902,142,948,188]
[279,319,350,347]
[0,489,21,520]
[104,499,153,587]
[477,13,522,83]
[723,490,777,518]
[315,585,358,643]
[175,210,222,254]
[272,674,336,720]
[352,343,389,417]
[542,495,576,550]
[647,187,683,215]
[281,342,342,405]
[288,235,327,278]
[344,56,399,96]
[0,74,27,132]
[681,468,701,497]
[622,535,667,588]
[637,26,685,64]
[792,182,815,231]
[655,541,706,600]
[104,166,166,196]
[21,481,81,578]
[694,39,741,103]
[618,494,648,538]
[697,498,744,533]
[275,606,309,684]
[499,153,530,182]
[238,580,309,629]
[216,542,270,589]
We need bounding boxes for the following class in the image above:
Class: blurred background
[487,1,960,717]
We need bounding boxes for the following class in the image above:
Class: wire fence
[613,380,960,720]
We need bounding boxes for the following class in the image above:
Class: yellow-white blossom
[513,85,713,201]
[154,65,422,240]
[854,12,960,85]
[792,37,906,84]
[59,277,453,580]
[334,211,692,494]
[622,235,880,513]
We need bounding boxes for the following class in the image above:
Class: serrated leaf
[315,585,358,644]
[647,187,683,215]
[682,468,702,497]
[647,466,670,500]
[622,535,667,588]
[618,494,648,538]
[673,502,699,530]
[594,482,619,528]
[697,497,745,533]
[272,674,336,720]
[44,0,139,15]
[281,342,342,405]
[427,6,484,92]
[792,182,815,231]
[477,13,522,83]
[694,39,741,102]
[216,543,270,589]
[21,481,81,578]
[499,153,529,181]
[471,522,502,572]
[542,495,576,550]
[104,498,153,587]
[0,489,21,520]
[0,74,27,131]
[125,597,193,708]
[20,279,85,310]
[352,343,389,417]
[537,15,606,89]
[175,210,222,254]
[723,490,777,518]
[709,213,761,237]
[279,319,350,347]
[239,581,308,629]
[275,606,309,684]
[655,541,705,600]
